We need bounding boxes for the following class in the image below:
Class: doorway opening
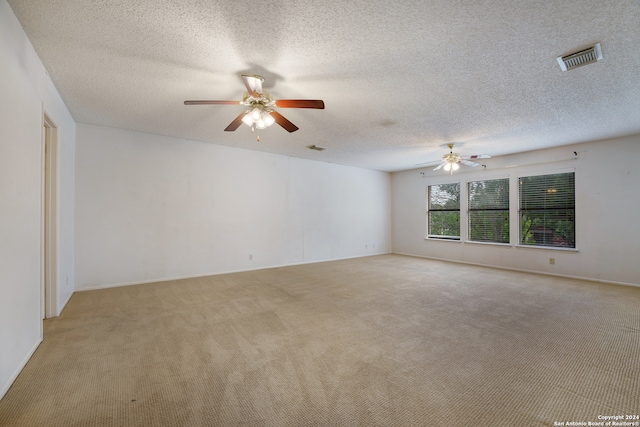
[42,114,57,320]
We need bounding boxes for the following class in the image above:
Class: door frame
[42,113,58,320]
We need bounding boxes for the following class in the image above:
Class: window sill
[515,245,579,252]
[465,241,511,247]
[425,236,461,242]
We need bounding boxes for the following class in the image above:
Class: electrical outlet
[549,258,555,265]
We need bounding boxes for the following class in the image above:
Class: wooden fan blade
[460,159,479,167]
[415,160,440,167]
[269,111,299,132]
[466,154,491,159]
[184,100,241,105]
[242,75,264,97]
[224,112,247,131]
[275,99,325,109]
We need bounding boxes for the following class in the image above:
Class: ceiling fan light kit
[184,74,324,138]
[443,161,460,172]
[242,107,276,130]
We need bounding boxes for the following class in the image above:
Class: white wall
[75,124,391,289]
[392,135,640,286]
[0,0,75,399]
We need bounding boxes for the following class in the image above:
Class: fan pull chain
[249,125,260,141]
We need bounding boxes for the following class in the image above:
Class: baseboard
[75,252,392,292]
[58,289,74,315]
[0,337,42,401]
[392,252,640,289]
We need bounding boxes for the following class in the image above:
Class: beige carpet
[1,254,639,426]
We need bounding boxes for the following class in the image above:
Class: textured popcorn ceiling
[7,0,640,171]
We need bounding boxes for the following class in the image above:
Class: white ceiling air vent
[557,43,602,71]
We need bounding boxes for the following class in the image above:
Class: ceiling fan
[184,75,324,136]
[418,143,491,174]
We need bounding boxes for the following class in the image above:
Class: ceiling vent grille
[557,43,602,71]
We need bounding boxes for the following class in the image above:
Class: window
[468,178,509,243]
[519,172,575,248]
[427,183,460,240]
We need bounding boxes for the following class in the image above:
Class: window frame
[426,182,461,241]
[518,170,576,249]
[467,177,510,244]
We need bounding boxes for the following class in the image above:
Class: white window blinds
[519,172,575,248]
[468,178,509,243]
